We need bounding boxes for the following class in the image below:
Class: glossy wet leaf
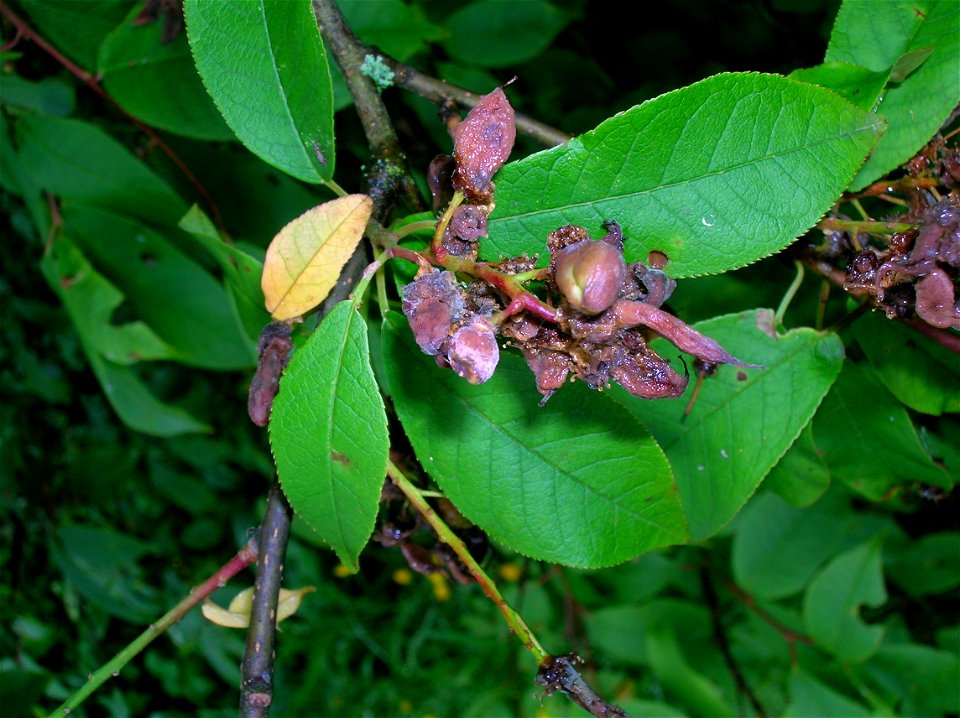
[812,360,951,499]
[622,309,845,539]
[179,205,269,343]
[803,539,886,662]
[262,195,372,320]
[15,116,187,226]
[270,301,388,572]
[99,6,233,141]
[62,204,256,370]
[852,311,960,415]
[825,0,960,189]
[384,312,684,568]
[485,73,884,278]
[185,0,335,182]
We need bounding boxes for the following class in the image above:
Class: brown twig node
[536,654,629,717]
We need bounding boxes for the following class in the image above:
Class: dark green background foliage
[2,0,958,716]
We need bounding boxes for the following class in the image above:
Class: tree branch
[388,60,572,147]
[239,484,293,718]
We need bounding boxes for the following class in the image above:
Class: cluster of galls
[403,85,752,401]
[404,219,753,402]
[402,270,501,384]
[844,195,960,329]
[831,132,960,330]
[510,222,688,401]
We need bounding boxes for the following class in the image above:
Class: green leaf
[15,115,188,226]
[857,643,960,716]
[485,73,884,278]
[764,422,830,507]
[812,360,951,499]
[0,74,75,116]
[646,627,734,718]
[178,205,269,344]
[826,0,960,189]
[852,310,960,415]
[184,0,335,182]
[62,203,257,370]
[789,62,888,110]
[98,6,234,141]
[41,239,211,436]
[441,0,568,68]
[732,490,892,600]
[17,0,132,68]
[340,0,446,61]
[584,599,712,671]
[41,237,178,364]
[52,524,162,623]
[621,309,845,539]
[802,539,886,662]
[383,312,684,568]
[270,302,389,571]
[784,671,870,718]
[885,532,960,596]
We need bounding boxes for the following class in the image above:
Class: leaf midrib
[492,119,880,225]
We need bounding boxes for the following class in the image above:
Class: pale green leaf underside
[485,72,883,278]
[620,309,845,540]
[384,313,685,569]
[185,0,335,182]
[271,302,389,571]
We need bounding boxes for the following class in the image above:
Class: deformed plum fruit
[401,271,464,355]
[452,88,516,199]
[447,320,500,384]
[554,239,627,315]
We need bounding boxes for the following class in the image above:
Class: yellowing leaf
[262,195,372,320]
[201,586,316,628]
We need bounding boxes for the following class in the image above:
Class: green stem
[386,460,548,664]
[376,264,390,320]
[322,178,349,197]
[774,261,804,327]
[395,219,436,240]
[48,540,259,718]
[431,190,465,260]
[817,218,913,235]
